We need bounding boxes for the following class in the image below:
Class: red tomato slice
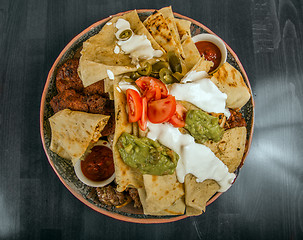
[138,97,147,131]
[147,95,176,124]
[144,81,162,102]
[136,76,168,98]
[144,89,156,103]
[150,80,162,100]
[169,102,187,128]
[126,89,142,122]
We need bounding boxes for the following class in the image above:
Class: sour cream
[115,19,163,64]
[147,122,235,192]
[118,80,141,95]
[181,70,209,83]
[114,45,120,54]
[106,69,115,80]
[169,71,230,118]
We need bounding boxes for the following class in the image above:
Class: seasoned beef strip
[86,94,114,115]
[101,114,115,136]
[50,57,116,137]
[56,59,84,93]
[83,80,108,97]
[50,89,88,113]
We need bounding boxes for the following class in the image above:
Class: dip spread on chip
[47,6,251,217]
[115,19,163,64]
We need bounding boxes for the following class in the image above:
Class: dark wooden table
[1,0,302,239]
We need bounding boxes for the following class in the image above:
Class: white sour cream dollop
[115,19,163,64]
[147,122,235,192]
[169,71,230,118]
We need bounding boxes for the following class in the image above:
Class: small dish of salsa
[74,140,115,187]
[192,33,227,73]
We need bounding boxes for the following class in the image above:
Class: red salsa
[195,41,222,72]
[81,145,114,181]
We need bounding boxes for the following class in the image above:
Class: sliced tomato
[138,97,147,131]
[126,89,142,122]
[169,102,187,128]
[150,80,162,100]
[136,76,168,98]
[144,80,162,102]
[147,95,176,124]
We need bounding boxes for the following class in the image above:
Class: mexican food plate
[40,7,254,223]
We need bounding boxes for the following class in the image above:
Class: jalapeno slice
[159,68,174,84]
[152,61,170,73]
[150,72,160,78]
[119,29,132,41]
[122,76,134,83]
[172,72,184,82]
[130,71,142,80]
[167,51,182,73]
[137,62,152,76]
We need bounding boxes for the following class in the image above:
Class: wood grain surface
[0,0,302,239]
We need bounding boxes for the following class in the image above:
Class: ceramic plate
[40,10,255,223]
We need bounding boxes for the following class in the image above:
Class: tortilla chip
[174,15,201,72]
[112,77,143,192]
[185,177,220,216]
[158,6,185,58]
[161,197,186,215]
[190,57,214,73]
[78,59,136,87]
[204,127,247,173]
[80,10,164,67]
[143,11,183,57]
[49,109,110,165]
[184,127,247,215]
[211,62,251,109]
[138,192,185,216]
[103,77,114,100]
[181,36,201,71]
[138,173,185,215]
[175,19,192,40]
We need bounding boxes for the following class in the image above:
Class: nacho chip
[181,36,201,71]
[185,177,220,215]
[175,18,192,40]
[78,59,136,87]
[158,6,185,58]
[211,62,251,109]
[79,10,164,87]
[49,109,110,165]
[138,173,185,215]
[174,16,202,71]
[112,77,143,192]
[144,11,183,57]
[184,127,247,215]
[82,10,163,64]
[190,57,214,73]
[204,126,247,173]
[138,187,185,216]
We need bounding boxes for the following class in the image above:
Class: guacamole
[185,109,223,143]
[117,132,179,175]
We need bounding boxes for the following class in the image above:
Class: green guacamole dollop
[185,109,223,143]
[117,132,179,176]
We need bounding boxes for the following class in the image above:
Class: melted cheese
[147,122,235,192]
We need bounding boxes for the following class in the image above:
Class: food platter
[40,9,254,223]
